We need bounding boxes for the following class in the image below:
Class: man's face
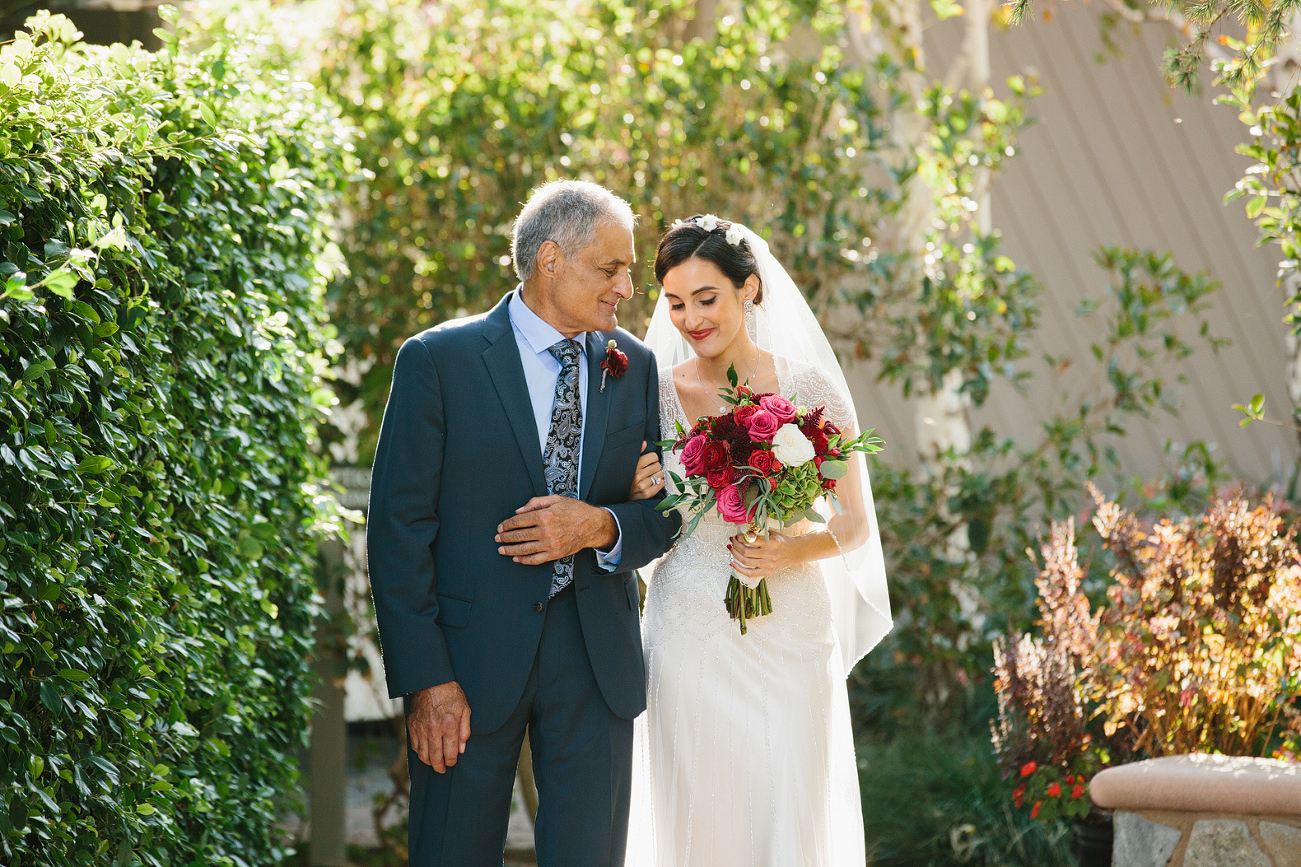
[544,220,635,336]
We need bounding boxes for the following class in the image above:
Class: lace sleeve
[781,357,859,438]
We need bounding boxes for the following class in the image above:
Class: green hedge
[0,13,351,865]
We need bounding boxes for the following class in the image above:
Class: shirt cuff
[595,508,623,571]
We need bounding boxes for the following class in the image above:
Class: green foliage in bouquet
[992,489,1301,825]
[0,12,352,864]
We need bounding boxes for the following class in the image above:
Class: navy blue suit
[367,292,679,865]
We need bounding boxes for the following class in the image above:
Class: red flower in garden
[1030,801,1041,818]
[1047,782,1061,797]
[1072,784,1085,799]
[1012,784,1025,807]
[1020,761,1037,778]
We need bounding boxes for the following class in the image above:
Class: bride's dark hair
[654,216,763,304]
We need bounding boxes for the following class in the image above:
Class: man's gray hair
[511,181,635,282]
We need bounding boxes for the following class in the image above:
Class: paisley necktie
[543,339,582,597]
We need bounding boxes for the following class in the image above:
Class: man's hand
[408,681,471,773]
[496,495,618,565]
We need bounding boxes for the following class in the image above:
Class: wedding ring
[744,531,758,544]
[653,475,662,486]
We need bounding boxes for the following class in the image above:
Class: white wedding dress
[624,358,869,867]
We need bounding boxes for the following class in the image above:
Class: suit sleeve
[604,356,682,572]
[366,337,455,699]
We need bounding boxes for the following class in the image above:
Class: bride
[622,216,893,866]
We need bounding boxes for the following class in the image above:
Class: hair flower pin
[672,214,746,248]
[600,338,629,392]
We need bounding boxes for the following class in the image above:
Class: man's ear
[537,240,563,278]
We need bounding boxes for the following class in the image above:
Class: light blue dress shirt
[508,289,622,569]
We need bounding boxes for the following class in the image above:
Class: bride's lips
[688,328,714,341]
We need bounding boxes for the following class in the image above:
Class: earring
[744,299,755,315]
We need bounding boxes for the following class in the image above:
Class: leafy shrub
[0,12,350,865]
[992,489,1301,826]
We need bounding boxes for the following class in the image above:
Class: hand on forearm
[496,496,617,565]
[408,681,471,773]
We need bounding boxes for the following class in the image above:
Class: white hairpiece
[671,214,745,248]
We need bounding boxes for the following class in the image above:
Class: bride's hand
[729,529,800,580]
[630,445,665,501]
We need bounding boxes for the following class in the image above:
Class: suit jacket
[367,292,680,734]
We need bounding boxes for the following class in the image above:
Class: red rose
[734,404,760,427]
[759,394,797,424]
[1020,761,1037,778]
[1047,782,1061,798]
[745,409,781,441]
[716,483,754,524]
[735,385,754,398]
[702,440,731,472]
[1072,783,1084,799]
[748,449,777,476]
[680,435,708,475]
[706,466,734,490]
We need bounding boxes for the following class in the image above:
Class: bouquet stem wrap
[725,525,774,634]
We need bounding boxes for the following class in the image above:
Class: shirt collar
[509,287,587,359]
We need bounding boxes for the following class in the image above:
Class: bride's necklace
[696,349,760,414]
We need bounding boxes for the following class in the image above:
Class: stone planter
[1072,814,1114,867]
[1089,754,1301,867]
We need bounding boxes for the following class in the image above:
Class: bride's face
[661,257,758,360]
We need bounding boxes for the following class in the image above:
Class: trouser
[406,585,635,867]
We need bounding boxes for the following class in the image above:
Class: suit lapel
[579,331,611,500]
[481,296,548,499]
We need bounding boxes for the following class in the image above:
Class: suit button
[534,601,545,613]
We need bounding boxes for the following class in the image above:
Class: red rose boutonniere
[600,339,628,392]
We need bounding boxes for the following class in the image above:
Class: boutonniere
[600,339,629,392]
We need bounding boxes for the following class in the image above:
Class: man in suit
[367,180,678,866]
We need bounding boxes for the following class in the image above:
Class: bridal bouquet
[658,365,884,634]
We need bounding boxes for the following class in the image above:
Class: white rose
[771,423,815,467]
[699,214,719,231]
[725,225,745,246]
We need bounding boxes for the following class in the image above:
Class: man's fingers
[496,526,544,545]
[513,551,557,566]
[512,495,559,516]
[499,540,548,557]
[459,709,472,752]
[442,735,460,768]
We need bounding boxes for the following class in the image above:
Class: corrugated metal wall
[847,1,1298,485]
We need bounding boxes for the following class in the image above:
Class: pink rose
[716,483,754,525]
[744,409,781,441]
[680,434,708,475]
[759,394,797,424]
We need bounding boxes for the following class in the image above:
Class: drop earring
[744,299,755,315]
